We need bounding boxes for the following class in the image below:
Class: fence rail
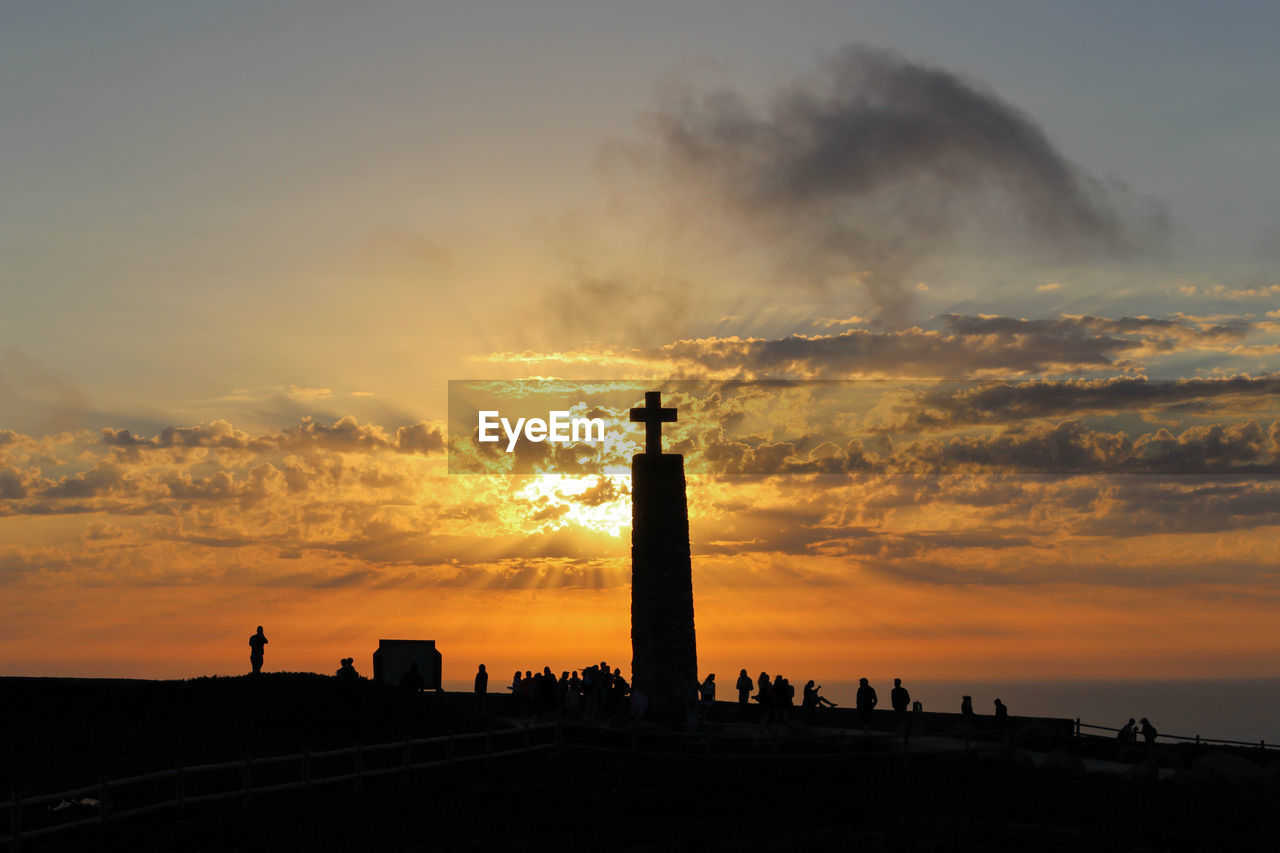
[1074,719,1272,751]
[0,724,556,849]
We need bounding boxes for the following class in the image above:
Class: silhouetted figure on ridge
[801,680,837,718]
[960,695,974,720]
[335,657,359,680]
[754,671,774,728]
[736,669,753,713]
[856,677,878,731]
[1140,717,1158,745]
[400,661,425,692]
[890,678,911,732]
[248,626,268,674]
[773,674,790,723]
[993,698,1009,728]
[700,673,716,718]
[1118,718,1137,743]
[474,664,488,710]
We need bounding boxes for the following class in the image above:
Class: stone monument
[630,391,697,720]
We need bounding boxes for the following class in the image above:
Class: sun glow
[514,474,632,537]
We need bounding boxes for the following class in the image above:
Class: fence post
[98,774,109,827]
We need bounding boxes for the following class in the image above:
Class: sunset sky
[3,1,1278,683]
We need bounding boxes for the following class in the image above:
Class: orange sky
[3,7,1280,683]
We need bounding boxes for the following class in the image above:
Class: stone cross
[630,391,677,456]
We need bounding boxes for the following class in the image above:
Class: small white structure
[372,639,442,690]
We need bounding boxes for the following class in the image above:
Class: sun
[514,474,631,537]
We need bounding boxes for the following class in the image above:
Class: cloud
[651,314,1250,379]
[637,44,1168,319]
[887,374,1280,432]
[102,417,445,460]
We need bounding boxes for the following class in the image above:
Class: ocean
[812,679,1280,745]
[446,677,1280,745]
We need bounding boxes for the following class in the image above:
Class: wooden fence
[0,723,557,850]
[1075,720,1272,751]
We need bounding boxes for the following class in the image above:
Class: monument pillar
[630,392,697,720]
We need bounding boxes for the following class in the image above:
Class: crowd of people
[501,663,634,720]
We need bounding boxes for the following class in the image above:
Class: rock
[1192,752,1267,781]
[1041,747,1087,775]
[1115,746,1146,765]
[999,747,1037,769]
[1013,724,1058,752]
[1123,757,1160,781]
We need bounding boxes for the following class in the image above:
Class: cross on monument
[630,391,677,456]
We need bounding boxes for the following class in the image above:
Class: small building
[372,639,442,690]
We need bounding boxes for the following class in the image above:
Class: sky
[2,1,1279,682]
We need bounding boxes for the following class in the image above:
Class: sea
[445,678,1280,746]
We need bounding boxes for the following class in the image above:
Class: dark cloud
[102,417,444,460]
[654,314,1250,379]
[642,44,1168,318]
[887,374,1280,432]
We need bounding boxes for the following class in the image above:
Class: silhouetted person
[611,669,629,720]
[248,626,268,674]
[399,660,424,686]
[1140,717,1158,745]
[802,680,837,716]
[736,669,753,713]
[1118,718,1137,743]
[856,678,877,730]
[773,674,790,723]
[474,664,488,710]
[890,678,910,732]
[335,657,359,680]
[993,698,1009,728]
[754,671,774,728]
[700,673,716,718]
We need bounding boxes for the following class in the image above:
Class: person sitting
[335,657,360,679]
[1139,717,1158,745]
[802,680,837,713]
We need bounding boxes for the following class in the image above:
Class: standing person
[399,661,425,692]
[1139,717,1158,745]
[993,698,1009,728]
[474,664,488,711]
[248,626,268,674]
[754,672,774,729]
[1117,718,1137,743]
[960,695,975,720]
[735,669,753,715]
[855,678,878,731]
[700,673,716,719]
[890,678,911,732]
